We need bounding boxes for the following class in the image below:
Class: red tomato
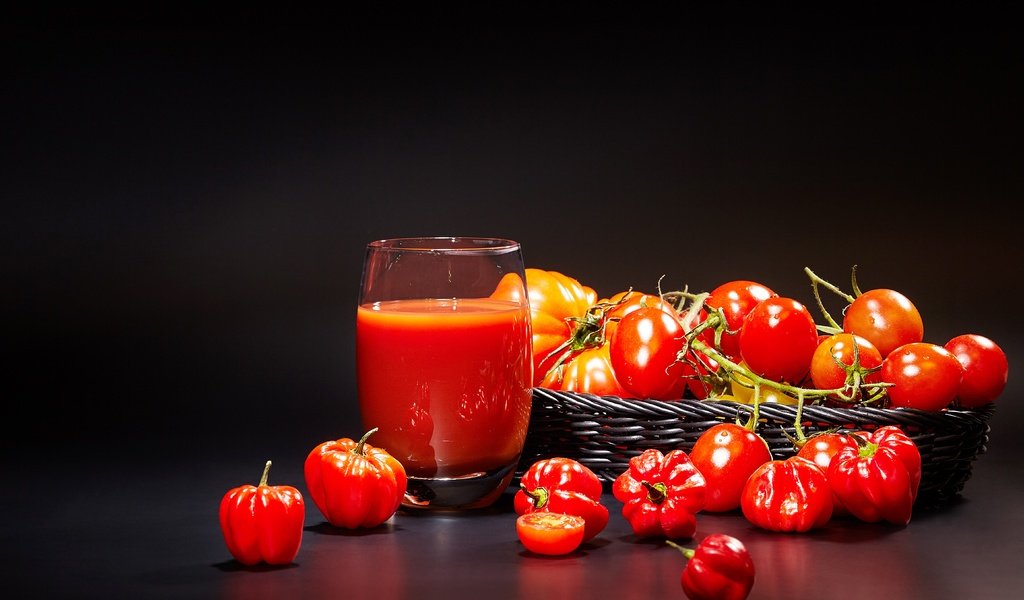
[689,423,773,512]
[944,334,1009,407]
[810,333,883,398]
[602,290,677,340]
[880,342,964,411]
[843,289,924,358]
[702,280,777,360]
[610,306,688,400]
[739,297,819,384]
[541,343,629,397]
[516,512,585,556]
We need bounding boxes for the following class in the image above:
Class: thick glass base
[401,462,518,510]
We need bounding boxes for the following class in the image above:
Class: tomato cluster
[528,267,1009,411]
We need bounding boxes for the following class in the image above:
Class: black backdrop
[5,20,1022,468]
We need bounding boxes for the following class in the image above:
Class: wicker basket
[520,388,994,507]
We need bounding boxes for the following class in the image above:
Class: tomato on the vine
[610,306,688,400]
[702,280,777,360]
[541,343,629,397]
[944,334,1009,407]
[809,333,883,398]
[603,290,677,340]
[880,342,963,411]
[739,297,819,384]
[689,423,773,512]
[843,289,924,358]
[516,512,586,556]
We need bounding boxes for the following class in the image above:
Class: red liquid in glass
[357,298,532,479]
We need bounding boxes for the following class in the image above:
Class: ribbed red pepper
[827,426,922,526]
[304,428,408,529]
[219,460,305,566]
[612,448,707,539]
[741,456,833,532]
[514,457,609,541]
[668,534,756,600]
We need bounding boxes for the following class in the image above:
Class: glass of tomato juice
[356,237,533,509]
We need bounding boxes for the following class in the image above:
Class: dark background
[3,17,1023,598]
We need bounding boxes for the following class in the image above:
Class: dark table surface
[5,408,1023,600]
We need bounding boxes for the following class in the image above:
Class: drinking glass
[356,237,533,509]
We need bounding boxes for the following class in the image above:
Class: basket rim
[530,387,996,425]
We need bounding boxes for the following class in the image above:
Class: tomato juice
[356,297,532,481]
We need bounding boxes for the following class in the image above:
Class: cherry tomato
[843,289,924,358]
[739,297,819,384]
[702,280,777,360]
[809,333,883,398]
[516,511,586,556]
[689,423,773,512]
[602,290,677,340]
[610,306,688,400]
[541,343,629,397]
[880,342,963,411]
[944,334,1009,407]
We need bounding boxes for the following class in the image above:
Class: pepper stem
[520,483,550,510]
[258,460,272,487]
[642,481,668,505]
[665,539,696,560]
[355,428,378,455]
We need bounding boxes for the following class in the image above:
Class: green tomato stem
[804,267,846,330]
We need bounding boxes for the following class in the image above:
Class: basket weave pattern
[521,388,994,506]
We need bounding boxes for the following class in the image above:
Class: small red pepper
[826,426,922,526]
[612,448,707,539]
[667,534,756,600]
[741,456,833,532]
[861,425,922,502]
[304,428,408,529]
[514,457,609,541]
[795,431,861,515]
[219,460,305,566]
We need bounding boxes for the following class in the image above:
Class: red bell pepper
[514,457,609,541]
[667,534,756,600]
[826,426,922,526]
[304,428,408,529]
[612,448,707,539]
[795,431,861,516]
[861,425,922,501]
[741,456,833,532]
[219,460,305,566]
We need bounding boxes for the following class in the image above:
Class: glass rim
[366,236,521,255]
